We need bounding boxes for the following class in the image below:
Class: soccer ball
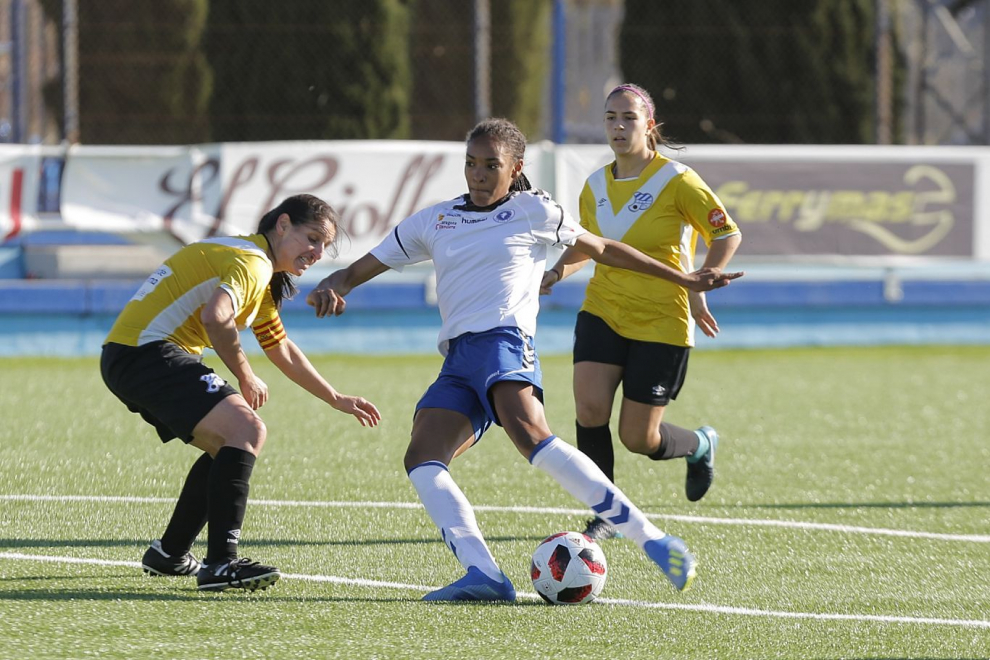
[530,531,608,605]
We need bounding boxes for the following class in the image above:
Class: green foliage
[40,0,212,144]
[206,1,412,141]
[620,0,900,144]
[409,0,552,141]
[490,0,553,140]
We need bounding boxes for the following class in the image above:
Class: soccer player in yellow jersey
[101,194,381,592]
[542,84,742,541]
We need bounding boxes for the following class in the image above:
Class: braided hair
[465,117,533,192]
[257,194,340,308]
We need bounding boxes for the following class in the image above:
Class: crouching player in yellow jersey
[101,194,381,592]
[542,84,742,542]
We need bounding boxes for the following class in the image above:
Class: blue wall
[2,275,990,357]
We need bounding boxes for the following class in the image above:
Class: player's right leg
[405,406,515,602]
[573,312,627,541]
[573,361,624,541]
[190,395,280,592]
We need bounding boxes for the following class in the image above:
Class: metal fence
[0,0,987,146]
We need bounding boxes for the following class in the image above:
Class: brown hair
[465,118,533,192]
[606,83,679,152]
[257,194,340,308]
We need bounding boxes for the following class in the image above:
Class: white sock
[529,436,666,548]
[407,461,503,582]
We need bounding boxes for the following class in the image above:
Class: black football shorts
[572,311,689,406]
[100,341,239,443]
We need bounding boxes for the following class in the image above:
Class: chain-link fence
[1,0,987,146]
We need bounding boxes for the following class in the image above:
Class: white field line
[2,494,989,543]
[1,551,988,630]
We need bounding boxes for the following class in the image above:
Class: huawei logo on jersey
[708,208,727,228]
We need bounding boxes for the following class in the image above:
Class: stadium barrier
[2,141,990,355]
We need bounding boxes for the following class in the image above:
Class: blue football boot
[422,566,516,602]
[644,535,697,592]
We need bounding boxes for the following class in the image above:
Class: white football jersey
[371,189,586,355]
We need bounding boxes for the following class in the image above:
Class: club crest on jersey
[708,208,727,228]
[200,373,226,393]
[627,192,654,212]
[494,210,514,223]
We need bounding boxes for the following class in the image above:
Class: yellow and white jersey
[579,153,740,347]
[105,235,286,354]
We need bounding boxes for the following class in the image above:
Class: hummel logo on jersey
[627,192,655,212]
[200,373,226,393]
[651,384,667,397]
[461,216,487,224]
[597,197,608,207]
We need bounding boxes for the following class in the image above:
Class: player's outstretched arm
[540,246,592,295]
[572,233,743,292]
[307,253,390,318]
[264,338,381,427]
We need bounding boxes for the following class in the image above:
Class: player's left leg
[142,452,212,577]
[620,341,718,502]
[492,382,696,592]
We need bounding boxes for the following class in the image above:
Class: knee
[403,431,437,472]
[228,413,267,456]
[576,400,612,428]
[617,423,659,455]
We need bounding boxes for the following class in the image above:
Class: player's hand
[331,394,382,427]
[240,375,269,410]
[689,290,719,338]
[540,269,561,295]
[685,268,744,292]
[307,285,346,317]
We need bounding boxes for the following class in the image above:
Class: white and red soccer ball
[530,531,608,605]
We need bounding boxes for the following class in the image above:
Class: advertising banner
[3,140,986,262]
[0,145,47,242]
[555,145,982,259]
[55,141,554,258]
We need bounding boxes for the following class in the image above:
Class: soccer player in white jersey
[541,84,742,542]
[307,118,742,601]
[101,194,381,592]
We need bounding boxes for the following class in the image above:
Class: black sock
[206,447,256,564]
[160,452,212,556]
[576,421,615,483]
[649,422,700,461]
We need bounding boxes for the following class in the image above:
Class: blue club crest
[627,192,654,212]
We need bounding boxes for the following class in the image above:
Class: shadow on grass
[0,535,546,550]
[735,501,990,510]
[0,588,538,606]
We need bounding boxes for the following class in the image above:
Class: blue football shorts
[415,326,543,442]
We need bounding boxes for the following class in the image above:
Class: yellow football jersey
[105,235,286,354]
[579,153,740,347]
